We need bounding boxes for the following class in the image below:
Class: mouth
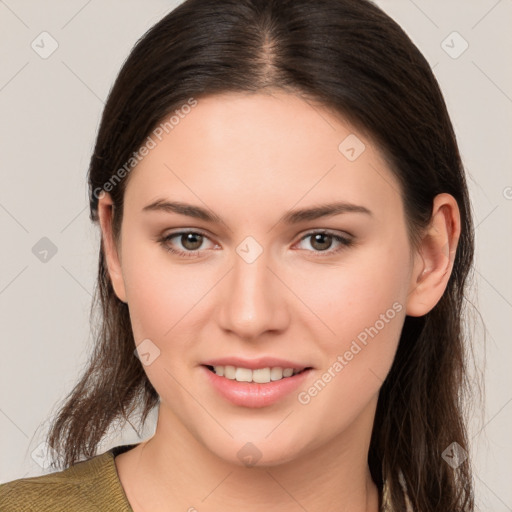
[201,363,314,408]
[203,364,312,384]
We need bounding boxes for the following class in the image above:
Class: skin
[97,90,460,512]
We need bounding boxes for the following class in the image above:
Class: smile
[202,364,313,408]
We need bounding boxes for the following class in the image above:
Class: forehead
[123,91,402,225]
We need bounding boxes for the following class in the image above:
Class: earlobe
[97,194,127,303]
[406,193,461,317]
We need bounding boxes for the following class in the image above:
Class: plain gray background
[0,1,511,510]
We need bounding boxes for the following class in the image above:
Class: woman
[0,0,476,510]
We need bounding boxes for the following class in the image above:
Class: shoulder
[0,448,133,512]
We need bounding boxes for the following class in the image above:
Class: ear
[406,193,461,317]
[97,193,127,303]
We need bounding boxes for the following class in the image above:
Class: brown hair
[45,0,477,509]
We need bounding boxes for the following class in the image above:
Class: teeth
[270,367,283,381]
[210,365,303,383]
[235,367,252,382]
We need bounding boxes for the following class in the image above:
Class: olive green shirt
[0,444,411,511]
[0,444,135,512]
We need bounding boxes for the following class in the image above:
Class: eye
[158,230,216,258]
[294,230,353,257]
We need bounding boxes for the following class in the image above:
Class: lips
[200,356,314,407]
[201,364,313,408]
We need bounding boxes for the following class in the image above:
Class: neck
[116,397,381,512]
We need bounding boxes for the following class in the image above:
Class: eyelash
[158,229,354,259]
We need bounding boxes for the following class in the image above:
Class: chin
[202,432,308,469]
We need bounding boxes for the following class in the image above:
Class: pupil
[312,233,331,251]
[183,233,202,250]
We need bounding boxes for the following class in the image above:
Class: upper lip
[201,356,312,371]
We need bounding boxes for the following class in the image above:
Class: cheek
[294,234,411,344]
[120,241,215,402]
[290,236,410,427]
[119,236,214,344]
[292,270,407,443]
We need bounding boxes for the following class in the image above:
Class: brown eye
[295,230,353,257]
[180,232,204,251]
[309,233,334,251]
[159,230,216,258]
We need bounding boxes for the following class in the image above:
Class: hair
[44,0,477,510]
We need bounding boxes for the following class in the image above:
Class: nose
[217,247,290,341]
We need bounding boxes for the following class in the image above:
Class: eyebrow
[142,199,372,224]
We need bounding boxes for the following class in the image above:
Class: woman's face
[103,91,419,466]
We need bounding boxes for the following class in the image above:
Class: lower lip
[201,365,312,408]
